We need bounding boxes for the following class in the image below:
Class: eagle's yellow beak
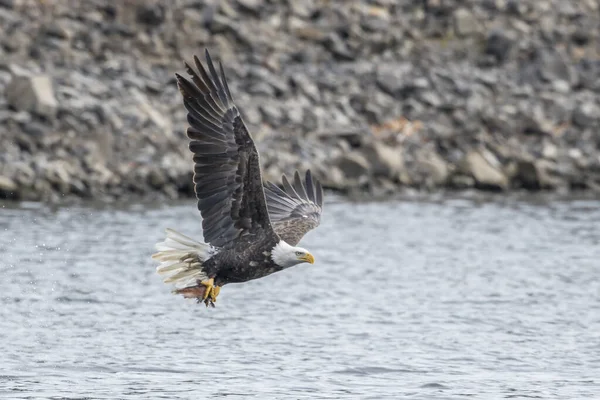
[299,253,315,264]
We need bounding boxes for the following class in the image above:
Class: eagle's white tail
[152,229,216,296]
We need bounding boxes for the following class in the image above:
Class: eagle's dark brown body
[204,232,282,285]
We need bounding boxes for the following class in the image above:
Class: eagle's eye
[295,251,303,256]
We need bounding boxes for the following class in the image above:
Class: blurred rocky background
[0,0,599,202]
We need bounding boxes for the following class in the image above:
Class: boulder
[417,149,449,185]
[360,141,404,180]
[514,159,561,189]
[484,29,514,63]
[0,176,17,195]
[453,9,480,37]
[336,152,370,180]
[5,75,58,118]
[572,102,600,128]
[459,149,508,190]
[133,91,172,134]
[236,0,264,14]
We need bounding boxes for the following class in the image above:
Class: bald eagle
[152,50,324,307]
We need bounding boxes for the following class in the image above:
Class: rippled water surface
[1,194,599,399]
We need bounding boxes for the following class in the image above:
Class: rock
[542,141,558,159]
[132,90,171,133]
[236,0,263,14]
[13,162,36,187]
[360,141,404,180]
[459,149,509,190]
[336,152,370,180]
[321,166,346,190]
[259,102,285,125]
[148,167,167,188]
[449,174,475,189]
[5,75,58,118]
[43,22,73,40]
[136,3,166,25]
[375,63,413,97]
[537,48,577,85]
[45,160,73,194]
[484,29,514,63]
[324,33,355,61]
[291,74,320,103]
[572,102,600,128]
[247,66,288,96]
[290,0,314,18]
[0,0,599,201]
[417,91,442,107]
[417,150,449,185]
[0,176,17,195]
[514,159,561,189]
[453,9,480,37]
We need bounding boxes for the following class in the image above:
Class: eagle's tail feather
[152,229,216,294]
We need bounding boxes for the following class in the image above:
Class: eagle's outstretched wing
[264,170,323,246]
[176,50,273,249]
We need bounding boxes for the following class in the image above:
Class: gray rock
[13,162,36,187]
[324,33,355,61]
[236,0,263,14]
[417,91,442,107]
[459,149,509,190]
[537,48,577,85]
[136,3,166,25]
[376,63,413,97]
[0,0,599,201]
[0,176,17,194]
[336,152,370,180]
[248,66,288,96]
[484,29,514,63]
[291,74,320,103]
[133,90,172,133]
[417,149,449,185]
[259,102,285,125]
[450,174,476,189]
[43,21,73,40]
[290,0,314,18]
[514,159,560,189]
[321,166,346,190]
[5,75,58,118]
[453,9,480,37]
[572,102,600,128]
[360,141,404,180]
[0,0,15,9]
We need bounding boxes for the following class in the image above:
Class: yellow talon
[211,286,220,303]
[199,278,221,307]
[200,278,214,301]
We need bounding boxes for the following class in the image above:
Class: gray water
[1,194,599,399]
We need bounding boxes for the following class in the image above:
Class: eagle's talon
[203,297,215,307]
[200,278,214,301]
[198,278,220,307]
[211,285,220,303]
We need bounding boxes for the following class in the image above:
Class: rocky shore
[1,0,599,202]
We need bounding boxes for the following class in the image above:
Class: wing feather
[177,50,275,248]
[264,170,324,246]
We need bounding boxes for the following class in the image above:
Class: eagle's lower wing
[264,170,323,246]
[176,50,273,249]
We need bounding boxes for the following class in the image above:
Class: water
[1,194,599,399]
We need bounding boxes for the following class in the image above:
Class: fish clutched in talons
[172,278,221,308]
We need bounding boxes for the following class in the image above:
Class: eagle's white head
[271,240,315,268]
